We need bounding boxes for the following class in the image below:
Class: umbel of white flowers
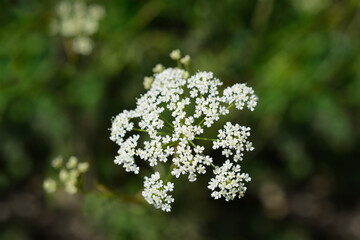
[51,0,105,55]
[110,50,258,212]
[43,156,89,194]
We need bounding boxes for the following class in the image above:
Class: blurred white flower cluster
[43,156,89,195]
[51,0,105,55]
[110,50,258,211]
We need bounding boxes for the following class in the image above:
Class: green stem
[95,182,145,204]
[194,137,217,141]
[227,102,235,110]
[155,131,169,136]
[133,128,168,135]
[165,142,179,183]
[197,118,205,126]
[188,140,197,148]
[165,163,175,183]
[159,114,174,128]
[163,125,174,132]
[162,141,178,148]
[185,65,189,72]
[132,128,147,133]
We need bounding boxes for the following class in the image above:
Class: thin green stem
[168,141,178,147]
[226,102,235,110]
[163,125,174,132]
[95,182,145,204]
[185,65,189,73]
[132,128,147,133]
[162,141,178,148]
[197,118,205,126]
[165,142,179,183]
[165,163,175,183]
[133,128,168,135]
[194,137,217,141]
[188,140,197,148]
[159,114,174,128]
[155,131,169,136]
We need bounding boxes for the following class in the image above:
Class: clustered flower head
[208,160,251,201]
[142,172,174,212]
[110,50,258,211]
[43,156,89,195]
[51,0,105,55]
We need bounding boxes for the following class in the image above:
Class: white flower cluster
[142,172,174,212]
[43,156,89,195]
[213,122,254,162]
[110,50,258,211]
[208,160,251,201]
[51,0,105,55]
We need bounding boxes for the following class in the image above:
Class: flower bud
[169,49,181,60]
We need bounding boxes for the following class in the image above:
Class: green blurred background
[1,0,360,239]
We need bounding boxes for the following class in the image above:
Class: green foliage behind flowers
[83,192,205,240]
[1,0,360,239]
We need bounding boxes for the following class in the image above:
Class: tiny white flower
[88,5,106,20]
[78,162,89,173]
[59,169,69,182]
[43,178,57,193]
[51,156,63,169]
[65,182,77,194]
[66,156,78,169]
[72,36,93,55]
[180,55,190,65]
[143,76,154,90]
[152,64,164,73]
[170,49,181,60]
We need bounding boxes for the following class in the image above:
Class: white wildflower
[213,122,254,162]
[143,76,154,90]
[110,51,258,211]
[52,0,105,55]
[72,36,93,55]
[208,160,251,201]
[170,49,181,60]
[66,156,78,169]
[65,182,78,194]
[78,162,89,173]
[44,155,89,195]
[152,64,164,73]
[51,156,63,169]
[59,169,69,182]
[180,55,190,65]
[142,172,174,212]
[182,71,190,79]
[43,178,57,193]
[223,83,259,111]
[114,135,140,174]
[59,167,80,194]
[89,5,105,19]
